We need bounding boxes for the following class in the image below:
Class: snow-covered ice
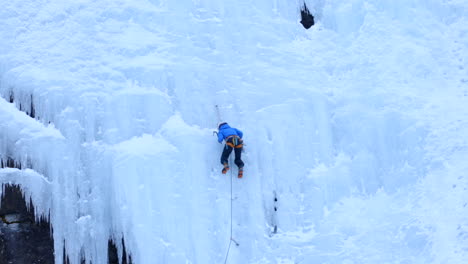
[1,0,467,263]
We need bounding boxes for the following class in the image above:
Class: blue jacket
[218,123,243,143]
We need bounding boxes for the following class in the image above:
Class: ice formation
[1,0,467,263]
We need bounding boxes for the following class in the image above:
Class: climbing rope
[224,156,239,264]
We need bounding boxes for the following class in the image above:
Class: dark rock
[0,184,54,264]
[108,238,133,264]
[0,157,22,169]
[108,239,119,264]
[30,94,36,119]
[300,3,315,29]
[8,90,14,103]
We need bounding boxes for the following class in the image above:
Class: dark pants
[220,140,244,169]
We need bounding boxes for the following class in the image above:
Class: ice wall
[1,0,467,263]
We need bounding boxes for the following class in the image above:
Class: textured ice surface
[0,0,467,263]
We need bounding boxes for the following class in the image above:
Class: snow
[0,0,468,263]
[0,168,52,220]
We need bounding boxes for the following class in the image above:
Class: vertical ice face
[1,0,468,263]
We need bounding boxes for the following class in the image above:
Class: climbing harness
[225,135,243,149]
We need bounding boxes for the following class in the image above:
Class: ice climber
[217,122,244,178]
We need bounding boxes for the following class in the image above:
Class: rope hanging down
[215,104,239,263]
[224,156,239,264]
